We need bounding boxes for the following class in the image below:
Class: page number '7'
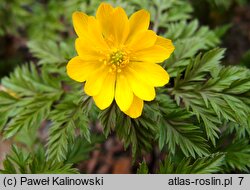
[238,177,244,185]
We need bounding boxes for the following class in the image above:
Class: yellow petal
[87,16,109,49]
[97,3,129,46]
[93,73,116,110]
[124,95,143,118]
[125,68,155,101]
[112,7,129,45]
[132,45,172,63]
[115,74,133,111]
[96,3,114,38]
[75,38,104,61]
[72,11,89,38]
[155,36,175,53]
[129,62,170,87]
[126,30,157,51]
[128,10,150,40]
[66,56,101,82]
[84,66,108,96]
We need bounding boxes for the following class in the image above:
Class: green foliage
[213,24,232,38]
[0,91,18,130]
[0,146,78,174]
[0,0,66,40]
[156,94,209,158]
[0,0,31,36]
[27,41,72,66]
[172,49,250,145]
[0,64,62,138]
[160,19,220,77]
[130,0,193,32]
[158,153,225,174]
[46,99,90,161]
[99,103,157,157]
[137,161,149,174]
[219,139,250,172]
[2,64,62,96]
[137,153,225,174]
[4,95,53,139]
[65,136,104,164]
[0,135,102,174]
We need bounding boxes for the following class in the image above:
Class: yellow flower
[67,3,174,118]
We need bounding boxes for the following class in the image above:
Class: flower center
[110,51,124,65]
[102,49,129,73]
